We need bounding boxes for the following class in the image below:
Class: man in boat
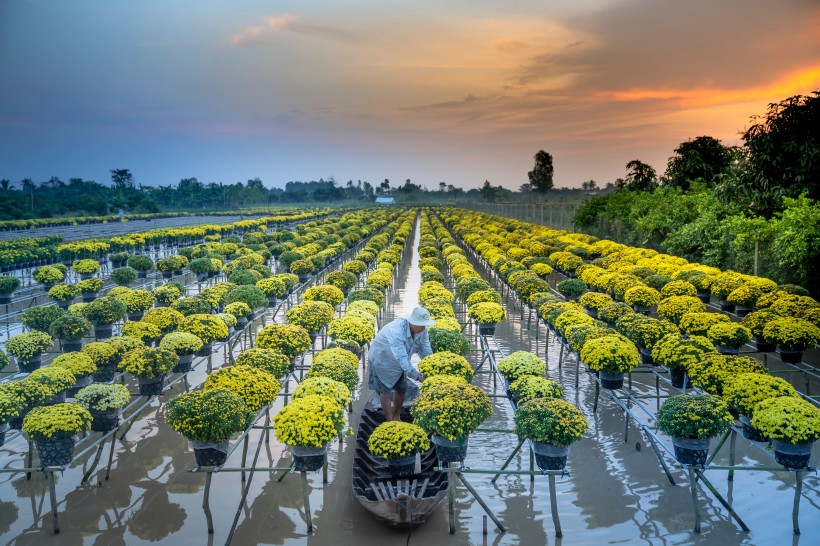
[367,306,434,421]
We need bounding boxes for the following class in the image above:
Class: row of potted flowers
[435,208,819,470]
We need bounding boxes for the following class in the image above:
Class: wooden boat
[351,388,448,528]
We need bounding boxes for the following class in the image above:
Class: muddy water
[1,217,818,545]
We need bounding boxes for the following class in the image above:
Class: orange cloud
[597,65,820,107]
[493,38,525,51]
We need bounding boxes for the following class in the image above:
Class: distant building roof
[375,197,395,204]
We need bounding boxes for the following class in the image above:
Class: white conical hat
[402,306,436,327]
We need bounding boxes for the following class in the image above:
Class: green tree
[665,136,734,190]
[110,169,134,190]
[527,150,554,193]
[480,180,497,202]
[618,160,658,192]
[735,92,820,217]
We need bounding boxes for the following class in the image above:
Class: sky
[1,0,819,191]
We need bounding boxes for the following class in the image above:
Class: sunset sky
[1,0,819,191]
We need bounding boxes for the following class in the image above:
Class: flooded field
[0,217,817,546]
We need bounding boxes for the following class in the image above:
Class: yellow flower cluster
[204,364,278,412]
[293,376,351,408]
[418,352,474,382]
[256,323,312,358]
[368,421,430,458]
[274,395,346,447]
[22,403,92,441]
[411,380,492,441]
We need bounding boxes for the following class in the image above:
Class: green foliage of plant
[651,334,715,370]
[153,283,183,303]
[75,383,131,411]
[656,394,733,439]
[72,259,100,275]
[597,302,634,325]
[21,305,66,332]
[110,267,138,286]
[679,312,730,337]
[165,388,249,443]
[557,278,587,299]
[687,354,766,395]
[305,356,359,392]
[427,327,471,356]
[23,403,92,441]
[224,285,267,310]
[28,366,76,391]
[514,398,588,447]
[127,255,153,272]
[0,276,21,295]
[121,321,162,344]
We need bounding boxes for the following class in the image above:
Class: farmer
[367,306,435,421]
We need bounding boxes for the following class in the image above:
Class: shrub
[285,301,335,332]
[428,327,471,356]
[118,347,177,379]
[75,383,131,411]
[22,305,66,332]
[153,283,183,303]
[110,267,138,286]
[327,315,375,345]
[624,285,661,308]
[142,307,185,334]
[579,334,640,374]
[165,389,249,443]
[33,266,64,285]
[77,278,104,294]
[48,284,80,302]
[179,314,229,344]
[293,376,351,408]
[508,376,563,405]
[660,280,698,299]
[228,269,260,286]
[121,321,162,344]
[51,352,96,377]
[0,276,21,295]
[348,287,385,308]
[256,323,312,359]
[656,394,733,439]
[557,278,587,299]
[657,295,706,324]
[72,259,100,275]
[28,367,76,392]
[224,285,267,310]
[762,318,820,350]
[256,277,287,298]
[49,314,92,340]
[127,255,153,272]
[687,354,766,395]
[514,398,588,446]
[411,381,492,441]
[467,302,505,324]
[303,285,345,307]
[325,270,358,292]
[159,332,204,356]
[83,296,127,326]
[497,351,546,382]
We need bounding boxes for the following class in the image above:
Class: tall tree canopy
[616,160,658,192]
[527,150,554,193]
[729,91,820,216]
[665,136,734,190]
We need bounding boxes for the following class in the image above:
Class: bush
[428,327,471,356]
[656,394,733,439]
[514,398,588,446]
[224,285,267,310]
[22,305,66,332]
[111,267,138,285]
[49,314,92,340]
[118,347,177,379]
[127,255,153,272]
[751,397,820,444]
[0,276,21,295]
[165,389,249,443]
[368,421,430,458]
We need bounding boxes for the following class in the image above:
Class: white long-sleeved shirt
[367,317,432,387]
